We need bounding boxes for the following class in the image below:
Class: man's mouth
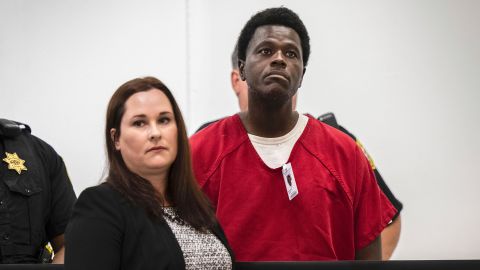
[265,71,289,81]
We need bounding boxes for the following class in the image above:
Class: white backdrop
[1,0,479,260]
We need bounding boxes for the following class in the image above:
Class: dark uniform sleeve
[32,135,77,240]
[337,125,403,220]
[372,166,403,220]
[65,185,124,270]
[194,118,223,134]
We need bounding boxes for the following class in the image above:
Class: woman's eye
[133,120,145,127]
[159,117,171,125]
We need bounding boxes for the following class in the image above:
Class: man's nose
[271,50,286,68]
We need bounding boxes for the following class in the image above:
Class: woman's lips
[147,146,167,153]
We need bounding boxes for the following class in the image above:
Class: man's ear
[231,69,241,96]
[298,67,307,88]
[239,60,246,81]
[110,128,120,150]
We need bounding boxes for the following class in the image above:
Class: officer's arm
[351,132,402,260]
[355,235,382,260]
[34,136,76,264]
[51,234,65,264]
[381,214,402,260]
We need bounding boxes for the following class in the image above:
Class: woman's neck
[142,171,169,205]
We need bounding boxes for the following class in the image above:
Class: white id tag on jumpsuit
[282,163,298,200]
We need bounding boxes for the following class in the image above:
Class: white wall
[1,0,479,260]
[0,0,187,193]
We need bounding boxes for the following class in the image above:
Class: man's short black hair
[237,7,310,67]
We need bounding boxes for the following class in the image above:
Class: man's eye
[259,48,271,55]
[286,51,297,58]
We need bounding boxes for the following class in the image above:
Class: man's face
[240,25,304,105]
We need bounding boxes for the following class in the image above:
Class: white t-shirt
[248,114,308,169]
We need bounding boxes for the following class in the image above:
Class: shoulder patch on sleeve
[355,139,376,170]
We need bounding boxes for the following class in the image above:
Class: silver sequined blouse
[163,207,232,270]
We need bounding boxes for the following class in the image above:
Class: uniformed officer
[0,118,76,263]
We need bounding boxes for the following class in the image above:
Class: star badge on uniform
[2,152,28,174]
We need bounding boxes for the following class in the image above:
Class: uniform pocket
[3,173,42,196]
[1,172,44,248]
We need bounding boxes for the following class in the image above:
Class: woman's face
[112,89,178,179]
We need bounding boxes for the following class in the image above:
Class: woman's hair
[105,76,216,230]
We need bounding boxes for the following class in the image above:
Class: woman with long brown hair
[65,77,233,270]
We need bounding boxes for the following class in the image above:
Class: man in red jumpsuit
[190,7,397,261]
